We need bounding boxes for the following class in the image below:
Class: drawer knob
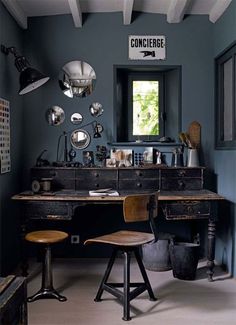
[95,183,99,188]
[136,171,142,177]
[136,182,142,188]
[178,180,185,190]
[178,170,186,176]
[94,173,99,177]
[187,206,194,214]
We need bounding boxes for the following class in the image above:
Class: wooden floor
[25,258,236,325]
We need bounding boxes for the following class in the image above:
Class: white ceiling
[1,0,233,29]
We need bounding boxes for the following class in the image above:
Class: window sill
[107,141,182,147]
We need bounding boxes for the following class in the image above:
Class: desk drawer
[76,169,118,190]
[161,168,202,178]
[31,168,76,190]
[118,168,159,190]
[119,169,159,179]
[24,202,73,220]
[119,179,159,190]
[161,178,203,191]
[160,168,203,190]
[162,201,210,220]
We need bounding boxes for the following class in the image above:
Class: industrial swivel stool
[25,230,68,302]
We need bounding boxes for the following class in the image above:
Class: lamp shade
[19,67,49,95]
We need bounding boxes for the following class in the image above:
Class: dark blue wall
[0,3,24,275]
[213,1,236,276]
[21,13,214,174]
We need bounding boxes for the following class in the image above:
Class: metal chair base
[94,247,157,321]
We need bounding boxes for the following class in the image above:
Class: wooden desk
[12,189,224,281]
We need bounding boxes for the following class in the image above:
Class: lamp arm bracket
[1,45,18,56]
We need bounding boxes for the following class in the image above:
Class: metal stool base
[27,244,67,303]
[27,288,67,302]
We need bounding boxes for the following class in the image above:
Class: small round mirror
[46,106,65,126]
[71,129,91,150]
[89,102,103,117]
[71,112,83,125]
[59,60,96,98]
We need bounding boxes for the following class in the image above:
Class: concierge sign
[128,35,166,60]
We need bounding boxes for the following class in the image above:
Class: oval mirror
[45,106,65,126]
[71,112,83,125]
[89,102,103,117]
[71,129,91,150]
[59,60,96,98]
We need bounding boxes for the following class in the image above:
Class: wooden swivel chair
[25,230,68,302]
[84,192,159,321]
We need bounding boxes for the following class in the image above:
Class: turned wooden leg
[207,220,216,282]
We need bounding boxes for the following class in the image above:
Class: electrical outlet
[71,235,80,244]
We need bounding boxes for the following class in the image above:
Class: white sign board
[129,35,166,60]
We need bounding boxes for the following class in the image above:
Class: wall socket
[71,235,80,244]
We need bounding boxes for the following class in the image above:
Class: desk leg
[20,217,29,277]
[207,220,216,282]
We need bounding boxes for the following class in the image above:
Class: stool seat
[25,229,68,302]
[25,230,68,244]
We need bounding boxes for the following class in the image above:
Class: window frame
[113,65,182,144]
[215,41,236,149]
[127,72,165,142]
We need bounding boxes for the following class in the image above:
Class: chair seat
[84,230,154,246]
[25,230,68,244]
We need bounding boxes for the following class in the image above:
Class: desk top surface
[12,189,224,202]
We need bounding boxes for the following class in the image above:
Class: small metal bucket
[141,233,175,272]
[169,241,200,280]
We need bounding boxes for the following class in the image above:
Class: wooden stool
[84,192,159,321]
[25,230,68,302]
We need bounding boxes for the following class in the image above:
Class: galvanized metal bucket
[141,233,175,272]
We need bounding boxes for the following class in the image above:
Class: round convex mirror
[59,60,96,98]
[89,102,103,117]
[71,112,83,125]
[71,129,91,150]
[46,106,65,126]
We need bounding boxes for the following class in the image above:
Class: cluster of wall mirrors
[45,60,104,150]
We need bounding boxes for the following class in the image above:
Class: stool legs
[27,244,67,302]
[94,247,157,321]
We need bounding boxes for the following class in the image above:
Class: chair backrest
[123,192,159,223]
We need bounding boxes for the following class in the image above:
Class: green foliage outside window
[133,81,159,136]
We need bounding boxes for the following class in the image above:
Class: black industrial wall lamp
[1,44,50,95]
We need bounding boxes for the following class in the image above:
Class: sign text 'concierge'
[129,35,166,60]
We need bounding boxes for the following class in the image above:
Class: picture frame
[83,151,94,167]
[110,149,133,167]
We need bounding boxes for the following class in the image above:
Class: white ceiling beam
[167,0,190,23]
[68,0,82,28]
[209,0,232,23]
[1,0,27,29]
[123,0,134,25]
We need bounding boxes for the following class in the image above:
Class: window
[215,42,236,149]
[128,73,164,141]
[114,65,181,143]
